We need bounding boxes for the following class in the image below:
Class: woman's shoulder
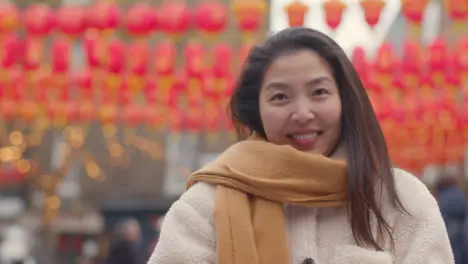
[171,182,217,216]
[391,168,438,212]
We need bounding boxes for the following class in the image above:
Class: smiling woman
[148,27,453,264]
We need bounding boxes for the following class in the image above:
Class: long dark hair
[228,27,406,250]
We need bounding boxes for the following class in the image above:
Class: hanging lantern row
[285,0,468,32]
[350,39,467,173]
[0,0,267,42]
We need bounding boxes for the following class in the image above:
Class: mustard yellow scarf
[187,136,348,264]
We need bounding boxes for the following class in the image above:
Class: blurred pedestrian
[436,169,467,264]
[106,218,142,264]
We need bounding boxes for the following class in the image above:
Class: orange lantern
[231,0,267,42]
[360,0,385,28]
[0,3,19,35]
[285,0,309,28]
[124,3,158,37]
[159,1,192,39]
[194,0,228,39]
[322,0,347,31]
[401,0,429,38]
[23,4,56,37]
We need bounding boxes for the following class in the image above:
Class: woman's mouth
[286,131,323,149]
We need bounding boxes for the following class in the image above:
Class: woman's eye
[313,88,329,96]
[271,94,288,101]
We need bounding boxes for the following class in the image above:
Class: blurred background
[0,0,465,263]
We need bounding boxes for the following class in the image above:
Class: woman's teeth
[291,133,318,140]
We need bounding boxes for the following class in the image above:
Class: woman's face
[259,49,342,156]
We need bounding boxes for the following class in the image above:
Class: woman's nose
[291,106,315,124]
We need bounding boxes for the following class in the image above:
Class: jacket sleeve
[392,186,454,264]
[147,183,217,264]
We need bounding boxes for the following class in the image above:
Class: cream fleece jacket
[148,168,454,264]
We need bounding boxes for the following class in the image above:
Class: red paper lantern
[0,3,19,35]
[322,0,347,30]
[213,44,233,78]
[83,31,101,68]
[1,33,20,69]
[158,1,191,38]
[23,4,56,37]
[124,3,158,37]
[194,0,228,38]
[184,42,206,79]
[231,0,267,40]
[51,37,70,74]
[401,0,429,24]
[351,47,368,83]
[445,0,468,21]
[56,5,85,36]
[427,39,448,74]
[128,42,150,76]
[453,38,468,73]
[106,39,127,74]
[87,2,121,32]
[154,41,176,77]
[374,42,395,74]
[360,0,385,28]
[401,40,422,75]
[284,0,309,28]
[22,37,43,72]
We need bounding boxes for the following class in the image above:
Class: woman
[148,28,453,264]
